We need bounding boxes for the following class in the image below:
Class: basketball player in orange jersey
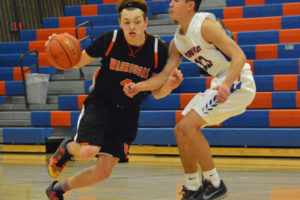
[45,0,183,199]
[124,0,256,199]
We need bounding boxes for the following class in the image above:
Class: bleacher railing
[0,0,86,42]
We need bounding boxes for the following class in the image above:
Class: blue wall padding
[86,26,119,39]
[140,94,181,110]
[278,44,300,59]
[31,111,51,127]
[20,30,36,41]
[173,77,207,93]
[243,4,282,18]
[272,92,296,109]
[266,0,300,4]
[133,128,177,145]
[5,81,23,95]
[71,111,80,127]
[238,31,279,45]
[227,0,300,7]
[58,95,78,110]
[42,18,59,28]
[3,128,54,144]
[148,1,169,14]
[87,0,102,4]
[241,45,256,60]
[98,4,117,15]
[134,128,300,147]
[159,35,173,44]
[80,39,93,50]
[254,75,274,92]
[0,68,13,81]
[253,58,299,75]
[84,80,92,94]
[204,8,223,19]
[0,54,38,67]
[180,63,201,77]
[203,128,300,147]
[0,96,6,104]
[222,110,270,127]
[65,6,81,16]
[226,0,244,7]
[0,42,29,54]
[282,16,300,29]
[139,111,176,127]
[75,14,119,26]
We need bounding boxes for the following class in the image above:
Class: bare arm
[73,50,96,69]
[202,19,246,103]
[124,39,183,98]
[152,68,183,99]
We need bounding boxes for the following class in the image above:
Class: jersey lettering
[194,56,212,70]
[184,45,202,58]
[109,58,152,79]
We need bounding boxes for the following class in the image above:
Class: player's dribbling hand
[213,84,230,104]
[166,69,184,90]
[123,82,140,98]
[45,33,57,47]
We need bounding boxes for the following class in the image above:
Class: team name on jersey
[109,58,151,79]
[184,45,202,58]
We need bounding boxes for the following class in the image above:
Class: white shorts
[182,63,256,127]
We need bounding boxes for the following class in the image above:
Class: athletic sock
[53,179,70,192]
[185,172,201,191]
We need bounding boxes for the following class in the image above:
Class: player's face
[169,0,190,21]
[119,9,148,44]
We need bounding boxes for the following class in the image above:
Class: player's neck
[179,13,195,35]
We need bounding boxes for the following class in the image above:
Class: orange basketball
[45,33,82,70]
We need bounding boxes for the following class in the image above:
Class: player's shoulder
[149,34,169,52]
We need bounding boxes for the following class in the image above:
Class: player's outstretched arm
[124,40,182,98]
[73,50,96,69]
[152,68,183,99]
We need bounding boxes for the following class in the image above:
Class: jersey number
[194,56,212,70]
[120,79,132,86]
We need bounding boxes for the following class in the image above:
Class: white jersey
[174,12,250,77]
[175,13,256,127]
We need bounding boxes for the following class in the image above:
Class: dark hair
[117,0,149,18]
[187,0,202,12]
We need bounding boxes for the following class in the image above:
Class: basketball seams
[63,34,82,65]
[51,37,72,68]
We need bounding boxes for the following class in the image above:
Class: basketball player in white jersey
[124,0,256,199]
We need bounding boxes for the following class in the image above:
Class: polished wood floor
[0,154,300,200]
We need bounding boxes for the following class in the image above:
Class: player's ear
[187,0,195,11]
[144,17,148,28]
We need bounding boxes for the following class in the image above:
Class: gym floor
[0,154,300,200]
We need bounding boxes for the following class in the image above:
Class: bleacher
[1,0,300,156]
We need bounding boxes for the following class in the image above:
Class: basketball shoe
[48,137,72,178]
[180,185,204,200]
[201,179,228,200]
[46,181,64,200]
